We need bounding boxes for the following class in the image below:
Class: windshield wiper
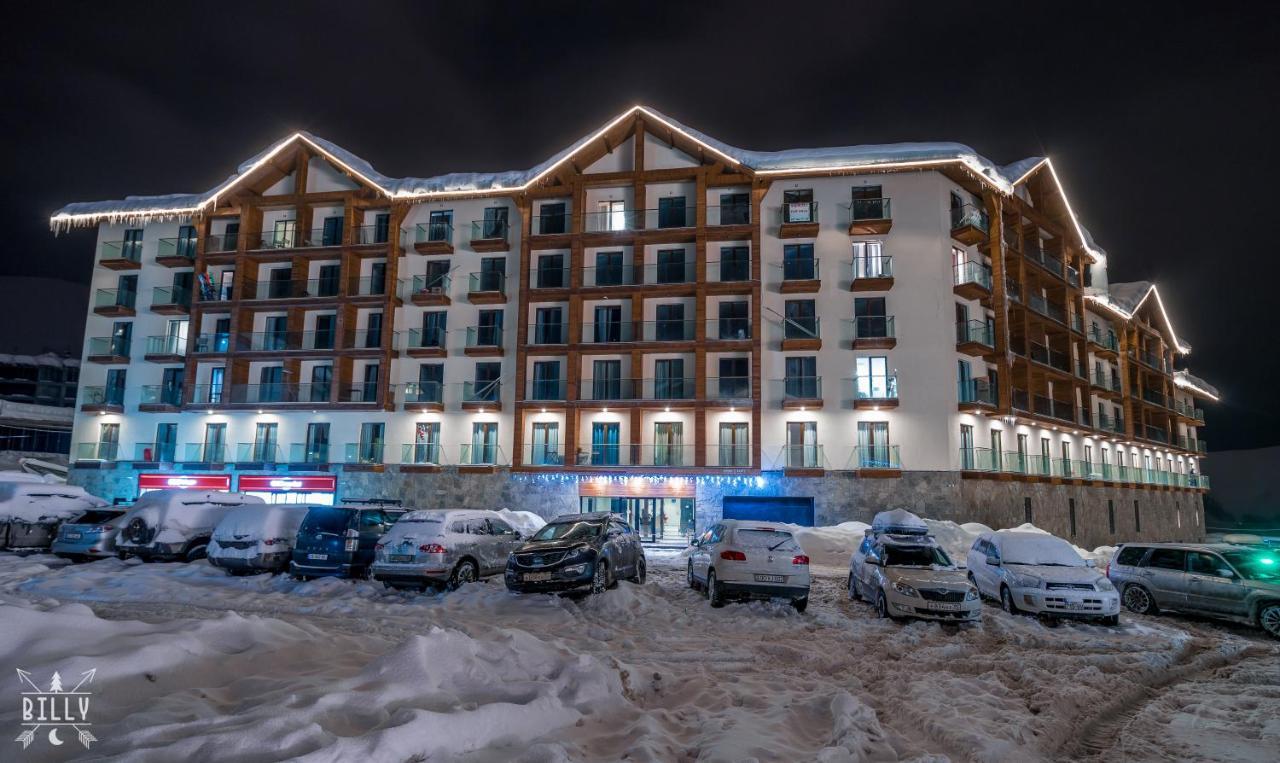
[768,538,791,551]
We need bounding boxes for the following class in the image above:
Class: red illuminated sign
[137,473,232,491]
[236,475,337,492]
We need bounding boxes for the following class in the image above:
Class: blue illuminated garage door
[722,496,815,526]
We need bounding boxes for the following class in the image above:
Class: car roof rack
[342,498,403,506]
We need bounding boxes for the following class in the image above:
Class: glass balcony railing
[402,381,444,405]
[776,376,822,401]
[709,318,752,341]
[468,271,506,294]
[353,277,388,297]
[851,445,900,470]
[956,319,994,347]
[252,278,341,300]
[465,326,504,349]
[405,327,447,351]
[531,267,568,290]
[151,286,191,308]
[205,232,238,253]
[1089,326,1119,352]
[403,274,450,299]
[521,443,564,467]
[779,257,819,281]
[582,264,637,287]
[288,444,331,465]
[99,240,142,266]
[584,208,640,233]
[139,385,183,406]
[642,261,696,285]
[707,204,752,226]
[575,445,694,469]
[526,379,566,402]
[852,316,895,340]
[781,316,820,341]
[643,206,696,230]
[707,258,753,283]
[235,443,283,463]
[852,256,893,281]
[580,320,698,343]
[459,444,507,466]
[181,443,227,464]
[532,212,570,236]
[344,442,385,465]
[1033,394,1076,422]
[156,237,197,262]
[470,219,510,243]
[402,443,444,465]
[144,335,186,356]
[87,336,131,357]
[707,376,752,400]
[529,323,567,345]
[778,444,825,470]
[462,380,501,404]
[1028,341,1071,373]
[712,443,752,468]
[134,442,176,462]
[413,221,454,245]
[1028,293,1067,324]
[780,201,818,225]
[950,204,989,233]
[80,386,124,407]
[959,378,996,405]
[853,374,898,402]
[849,197,891,222]
[337,385,380,404]
[953,260,992,291]
[74,442,119,461]
[94,288,136,311]
[235,331,337,352]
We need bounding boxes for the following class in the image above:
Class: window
[473,362,501,402]
[591,422,620,465]
[539,202,567,235]
[481,207,508,239]
[782,244,815,280]
[656,249,688,283]
[850,185,885,220]
[413,422,440,464]
[150,423,177,463]
[719,192,750,225]
[653,422,684,466]
[592,359,622,400]
[855,356,893,400]
[478,257,506,293]
[960,424,975,469]
[653,358,686,399]
[258,366,284,402]
[121,228,144,261]
[104,368,126,405]
[321,216,343,246]
[537,254,565,289]
[1145,548,1186,570]
[717,357,749,398]
[160,367,184,406]
[593,305,624,343]
[530,422,560,465]
[415,363,443,403]
[420,311,446,348]
[598,199,628,232]
[718,246,750,281]
[851,241,887,279]
[361,364,379,402]
[657,196,687,229]
[427,210,452,241]
[476,310,504,346]
[535,307,564,344]
[718,301,750,339]
[594,251,625,286]
[373,213,390,244]
[654,303,687,341]
[97,423,119,460]
[719,423,749,467]
[782,189,814,223]
[203,423,226,462]
[369,262,387,295]
[317,264,341,297]
[857,421,891,467]
[253,423,279,463]
[364,312,383,348]
[854,297,888,338]
[358,422,384,463]
[272,219,297,248]
[531,361,561,400]
[470,422,499,464]
[784,356,818,399]
[785,421,819,468]
[783,300,817,339]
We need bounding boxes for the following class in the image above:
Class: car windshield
[883,544,952,567]
[73,510,123,525]
[736,529,799,552]
[298,508,354,535]
[1221,550,1280,581]
[531,520,602,542]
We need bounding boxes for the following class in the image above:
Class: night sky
[2,1,1278,451]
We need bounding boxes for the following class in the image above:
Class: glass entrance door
[578,496,694,544]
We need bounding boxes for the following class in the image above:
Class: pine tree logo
[14,667,97,750]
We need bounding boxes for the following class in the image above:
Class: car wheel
[1122,584,1157,615]
[630,556,646,585]
[1102,614,1120,627]
[967,572,980,598]
[848,573,860,601]
[1258,604,1280,638]
[687,561,698,591]
[875,590,891,619]
[450,559,478,589]
[792,597,808,613]
[592,561,609,594]
[184,544,207,563]
[707,570,725,608]
[1000,586,1020,615]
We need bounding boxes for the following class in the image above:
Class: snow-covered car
[207,504,312,575]
[372,509,525,589]
[50,507,128,560]
[1107,542,1280,638]
[290,505,400,580]
[505,512,646,596]
[848,510,980,622]
[0,479,109,552]
[115,490,264,562]
[967,530,1119,624]
[687,519,810,611]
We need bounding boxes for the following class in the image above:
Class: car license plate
[754,574,784,583]
[1065,601,1085,610]
[307,553,328,561]
[523,572,552,582]
[388,554,414,563]
[65,532,82,540]
[929,602,963,611]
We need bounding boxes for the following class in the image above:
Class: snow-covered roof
[1086,281,1191,354]
[0,352,78,368]
[1174,370,1220,401]
[49,105,1061,231]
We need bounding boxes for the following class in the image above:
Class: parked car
[289,505,400,579]
[208,504,312,575]
[0,479,109,552]
[505,512,645,595]
[687,519,810,611]
[1108,542,1280,638]
[966,530,1119,625]
[50,507,128,561]
[373,509,525,590]
[848,510,980,622]
[115,490,263,562]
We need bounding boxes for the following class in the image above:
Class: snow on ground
[1,550,1276,763]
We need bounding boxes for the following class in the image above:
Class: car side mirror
[1217,568,1235,579]
[986,556,1002,567]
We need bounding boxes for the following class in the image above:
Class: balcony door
[155,423,177,463]
[719,423,749,467]
[259,366,284,403]
[477,310,503,347]
[310,365,332,402]
[657,196,687,229]
[531,361,560,401]
[361,364,379,402]
[852,241,886,279]
[718,301,749,339]
[593,305,623,343]
[857,421,891,467]
[272,219,297,248]
[653,422,683,466]
[203,423,226,463]
[471,422,498,464]
[592,360,622,400]
[855,356,890,400]
[254,423,279,463]
[594,251,624,285]
[98,423,119,460]
[653,358,685,400]
[359,422,384,464]
[414,422,440,464]
[530,422,559,466]
[591,422,620,465]
[317,264,341,297]
[481,207,508,239]
[654,303,686,342]
[269,267,292,299]
[321,216,343,246]
[785,421,818,468]
[854,297,887,338]
[305,423,330,464]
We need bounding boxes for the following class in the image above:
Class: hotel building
[52,106,1218,547]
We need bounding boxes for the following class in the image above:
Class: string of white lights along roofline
[46,105,1103,263]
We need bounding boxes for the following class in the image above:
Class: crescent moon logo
[48,728,64,746]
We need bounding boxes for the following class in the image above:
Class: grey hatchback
[1107,542,1280,638]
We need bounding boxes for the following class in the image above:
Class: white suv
[848,511,981,622]
[966,530,1119,624]
[687,520,811,611]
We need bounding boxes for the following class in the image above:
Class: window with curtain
[653,422,683,466]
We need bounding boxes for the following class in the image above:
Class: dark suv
[290,505,400,580]
[505,512,646,595]
[1108,542,1280,638]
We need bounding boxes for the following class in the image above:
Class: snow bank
[0,482,107,521]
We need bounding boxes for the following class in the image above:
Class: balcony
[707,258,753,285]
[950,204,989,245]
[1174,399,1206,423]
[708,318,752,342]
[853,374,899,409]
[180,443,227,465]
[851,316,896,349]
[1096,411,1124,435]
[528,322,567,346]
[1133,348,1170,374]
[404,327,447,358]
[1176,435,1207,454]
[204,232,238,255]
[92,288,136,317]
[850,444,901,473]
[401,381,444,411]
[850,256,894,292]
[778,202,818,238]
[1026,246,1067,280]
[344,442,385,466]
[532,211,571,237]
[1028,340,1072,374]
[518,443,564,467]
[469,220,510,252]
[150,286,191,315]
[1027,293,1068,326]
[575,378,697,403]
[86,336,130,364]
[531,266,569,291]
[79,386,123,413]
[143,334,186,362]
[780,316,821,351]
[155,237,197,266]
[1088,326,1120,355]
[956,320,994,356]
[584,208,640,234]
[461,380,501,410]
[1033,394,1075,423]
[98,240,142,270]
[192,333,231,354]
[525,379,567,402]
[138,385,183,411]
[401,443,444,467]
[643,205,696,232]
[72,442,118,462]
[352,276,389,298]
[1092,370,1122,394]
[778,257,820,293]
[958,378,996,410]
[642,260,696,286]
[707,203,752,228]
[250,278,340,301]
[582,264,638,288]
[1141,425,1171,445]
[406,274,451,306]
[199,383,333,406]
[847,198,892,235]
[410,221,454,254]
[335,384,381,405]
[707,376,752,404]
[710,443,752,469]
[459,444,508,469]
[133,442,176,463]
[467,272,507,304]
[463,326,505,357]
[235,330,336,353]
[778,444,825,474]
[953,260,992,300]
[575,444,695,469]
[777,376,822,409]
[234,443,283,465]
[1141,388,1170,409]
[250,225,390,252]
[581,319,697,344]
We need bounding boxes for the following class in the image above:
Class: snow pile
[994,531,1087,566]
[789,522,870,568]
[496,508,547,537]
[209,504,311,560]
[117,490,263,546]
[0,481,107,522]
[871,508,928,534]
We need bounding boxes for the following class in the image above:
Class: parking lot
[1,551,1276,762]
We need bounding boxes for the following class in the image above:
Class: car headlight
[1095,578,1115,592]
[965,587,980,601]
[1012,574,1041,589]
[564,545,593,562]
[562,563,588,576]
[892,581,918,597]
